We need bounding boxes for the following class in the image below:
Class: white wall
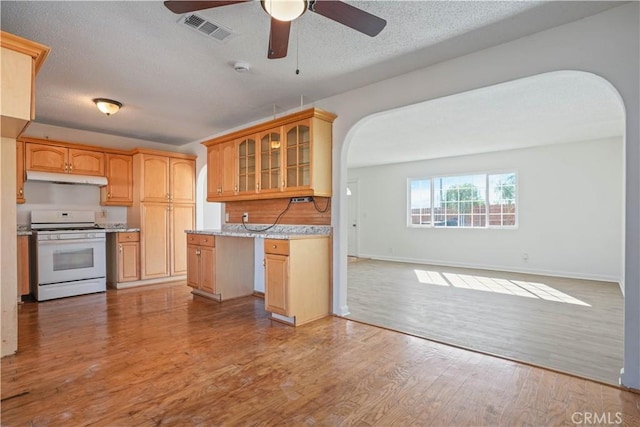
[348,138,623,282]
[311,3,639,388]
[186,140,223,230]
[16,181,127,226]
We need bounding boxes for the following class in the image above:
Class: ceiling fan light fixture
[93,98,122,116]
[261,0,306,22]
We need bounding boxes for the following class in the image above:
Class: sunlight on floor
[414,269,591,306]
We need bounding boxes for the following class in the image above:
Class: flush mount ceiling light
[93,98,122,116]
[261,0,307,22]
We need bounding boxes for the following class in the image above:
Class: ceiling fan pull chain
[296,19,301,75]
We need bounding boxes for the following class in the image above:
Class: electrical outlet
[242,212,249,222]
[99,210,107,219]
[291,196,312,203]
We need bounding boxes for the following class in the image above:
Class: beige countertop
[186,224,331,240]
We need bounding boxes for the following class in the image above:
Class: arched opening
[196,165,222,230]
[341,71,625,385]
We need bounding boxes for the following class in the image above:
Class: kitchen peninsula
[186,225,331,326]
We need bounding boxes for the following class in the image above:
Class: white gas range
[30,210,107,301]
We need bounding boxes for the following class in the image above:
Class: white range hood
[26,170,108,186]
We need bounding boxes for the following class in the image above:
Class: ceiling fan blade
[309,0,386,37]
[268,18,291,59]
[164,1,247,14]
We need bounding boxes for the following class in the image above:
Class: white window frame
[407,171,518,229]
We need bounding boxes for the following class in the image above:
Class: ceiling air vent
[179,13,232,42]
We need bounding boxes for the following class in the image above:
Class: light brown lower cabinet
[187,234,215,294]
[264,236,330,326]
[107,232,140,288]
[186,234,254,301]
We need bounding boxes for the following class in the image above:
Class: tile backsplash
[17,181,127,225]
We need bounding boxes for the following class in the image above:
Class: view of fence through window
[409,173,516,228]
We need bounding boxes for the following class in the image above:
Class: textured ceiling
[347,71,625,168]
[0,1,624,145]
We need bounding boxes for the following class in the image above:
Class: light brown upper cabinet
[258,129,283,196]
[25,142,105,176]
[203,108,335,202]
[101,153,133,206]
[283,118,332,197]
[137,153,195,203]
[207,140,236,200]
[139,154,170,202]
[237,135,259,196]
[1,31,50,138]
[170,158,196,204]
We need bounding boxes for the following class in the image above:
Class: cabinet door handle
[166,193,170,200]
[272,245,277,249]
[119,244,122,253]
[69,164,73,171]
[19,189,23,195]
[107,192,111,199]
[234,185,238,192]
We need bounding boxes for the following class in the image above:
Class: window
[409,179,431,225]
[408,172,516,228]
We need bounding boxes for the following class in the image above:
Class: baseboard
[114,275,187,289]
[357,253,621,284]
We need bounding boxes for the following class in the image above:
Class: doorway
[344,71,625,385]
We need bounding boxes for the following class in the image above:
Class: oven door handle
[38,238,106,245]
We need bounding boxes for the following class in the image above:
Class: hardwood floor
[2,282,638,426]
[347,259,624,386]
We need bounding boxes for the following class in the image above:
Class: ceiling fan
[164,0,387,59]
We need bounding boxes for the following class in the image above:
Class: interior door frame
[347,179,359,257]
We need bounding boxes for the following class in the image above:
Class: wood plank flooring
[347,259,624,385]
[2,282,638,426]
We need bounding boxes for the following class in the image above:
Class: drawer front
[187,233,199,245]
[187,233,215,247]
[118,232,140,243]
[199,235,215,248]
[265,239,289,255]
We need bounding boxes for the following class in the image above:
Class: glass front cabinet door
[259,130,283,194]
[236,136,258,195]
[284,120,311,191]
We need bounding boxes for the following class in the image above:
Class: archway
[340,71,625,384]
